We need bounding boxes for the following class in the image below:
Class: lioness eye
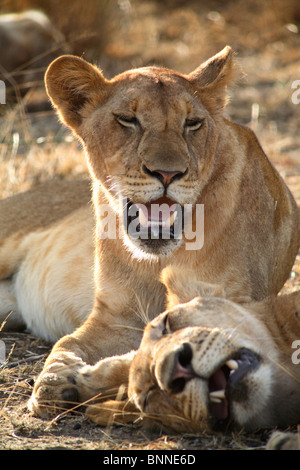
[115,115,139,129]
[162,314,169,335]
[184,118,203,132]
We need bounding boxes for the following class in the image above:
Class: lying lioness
[0,47,298,420]
[84,272,300,450]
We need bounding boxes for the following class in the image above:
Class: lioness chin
[0,47,298,423]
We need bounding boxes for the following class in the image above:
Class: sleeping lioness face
[128,294,300,432]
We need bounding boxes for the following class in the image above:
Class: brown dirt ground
[0,0,299,451]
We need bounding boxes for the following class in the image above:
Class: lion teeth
[210,397,222,404]
[209,390,226,404]
[162,210,177,228]
[225,359,239,370]
[137,205,177,228]
[137,206,148,227]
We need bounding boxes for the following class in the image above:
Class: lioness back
[0,179,93,336]
[0,179,91,243]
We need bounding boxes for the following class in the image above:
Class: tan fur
[83,277,300,448]
[0,179,92,331]
[0,47,298,418]
[126,285,300,434]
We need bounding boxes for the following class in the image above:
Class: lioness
[83,271,300,450]
[0,47,298,418]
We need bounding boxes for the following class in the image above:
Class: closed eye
[115,114,139,129]
[184,118,203,132]
[162,314,169,336]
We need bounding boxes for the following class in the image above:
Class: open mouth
[208,348,260,428]
[125,196,183,240]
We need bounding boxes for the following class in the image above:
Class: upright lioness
[0,47,298,417]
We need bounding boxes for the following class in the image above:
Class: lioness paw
[28,354,87,418]
[28,351,135,419]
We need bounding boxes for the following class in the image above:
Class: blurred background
[0,0,299,202]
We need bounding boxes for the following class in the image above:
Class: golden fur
[0,47,298,424]
[128,276,300,434]
[84,273,300,450]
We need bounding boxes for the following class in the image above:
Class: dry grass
[0,0,299,451]
[0,115,88,199]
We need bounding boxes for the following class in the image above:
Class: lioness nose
[167,343,195,394]
[143,165,187,187]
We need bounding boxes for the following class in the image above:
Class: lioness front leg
[28,305,140,418]
[28,347,87,418]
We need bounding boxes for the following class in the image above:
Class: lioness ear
[188,46,236,112]
[45,55,109,131]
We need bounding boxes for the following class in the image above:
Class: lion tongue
[136,197,177,228]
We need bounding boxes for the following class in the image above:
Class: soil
[0,0,299,451]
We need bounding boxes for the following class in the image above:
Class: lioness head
[45,46,236,259]
[128,293,300,432]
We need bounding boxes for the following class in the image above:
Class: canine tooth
[137,203,178,229]
[137,205,149,227]
[226,359,239,370]
[209,390,226,400]
[163,211,175,227]
[210,397,222,404]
